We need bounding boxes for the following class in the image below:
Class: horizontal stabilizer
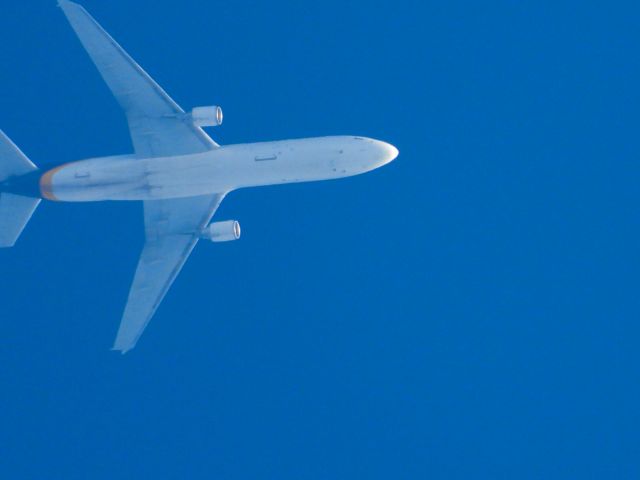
[0,130,37,182]
[0,193,40,248]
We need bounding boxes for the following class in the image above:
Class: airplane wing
[59,1,229,352]
[58,0,218,157]
[113,194,226,353]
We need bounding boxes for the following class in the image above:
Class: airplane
[0,1,398,353]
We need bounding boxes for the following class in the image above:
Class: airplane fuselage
[36,136,398,202]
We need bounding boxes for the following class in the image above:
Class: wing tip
[111,344,134,355]
[58,1,84,14]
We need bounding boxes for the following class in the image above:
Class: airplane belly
[143,156,232,198]
[40,156,148,202]
[39,154,233,201]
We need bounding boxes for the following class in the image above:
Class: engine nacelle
[201,220,241,242]
[191,105,223,127]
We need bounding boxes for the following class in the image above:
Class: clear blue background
[1,1,639,478]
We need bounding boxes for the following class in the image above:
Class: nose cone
[371,139,399,167]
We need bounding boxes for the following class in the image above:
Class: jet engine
[191,106,223,127]
[201,220,241,242]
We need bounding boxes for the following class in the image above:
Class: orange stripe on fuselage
[39,164,69,201]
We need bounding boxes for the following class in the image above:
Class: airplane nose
[382,142,399,163]
[372,139,399,166]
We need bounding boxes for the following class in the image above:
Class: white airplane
[0,1,398,353]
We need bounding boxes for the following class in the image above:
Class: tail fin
[0,130,40,248]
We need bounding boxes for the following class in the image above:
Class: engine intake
[191,106,223,127]
[201,220,241,242]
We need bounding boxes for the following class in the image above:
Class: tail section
[0,130,40,248]
[0,194,40,247]
[0,129,38,182]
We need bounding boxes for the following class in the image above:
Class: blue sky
[1,0,639,478]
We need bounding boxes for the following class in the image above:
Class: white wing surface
[59,1,229,352]
[58,0,218,157]
[113,194,226,353]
